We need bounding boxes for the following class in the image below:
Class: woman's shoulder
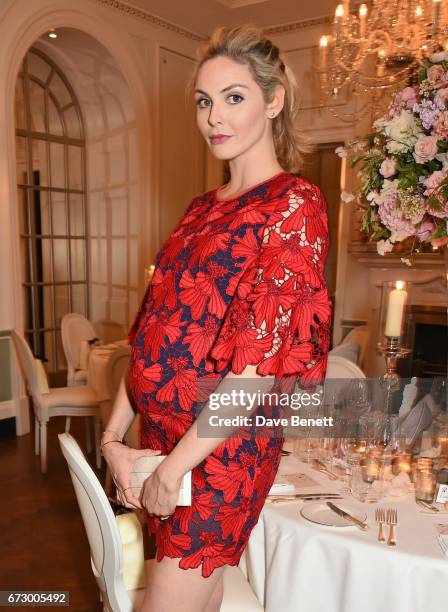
[287,174,325,201]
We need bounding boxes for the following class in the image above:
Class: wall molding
[91,0,205,41]
[265,15,332,35]
[90,0,332,40]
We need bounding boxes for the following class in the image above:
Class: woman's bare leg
[140,556,225,612]
[204,576,224,612]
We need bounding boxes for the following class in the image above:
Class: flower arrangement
[337,51,448,265]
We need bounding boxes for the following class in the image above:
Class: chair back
[326,355,366,379]
[341,325,369,368]
[61,314,97,371]
[105,346,131,402]
[329,342,360,364]
[58,433,132,612]
[11,330,42,401]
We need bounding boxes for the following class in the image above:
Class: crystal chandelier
[317,0,448,122]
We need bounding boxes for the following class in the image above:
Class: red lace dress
[128,171,332,577]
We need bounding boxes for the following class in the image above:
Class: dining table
[239,445,448,612]
[86,339,139,447]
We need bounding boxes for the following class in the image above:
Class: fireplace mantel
[348,242,447,270]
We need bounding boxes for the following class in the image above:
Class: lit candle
[359,3,368,38]
[319,35,329,69]
[385,280,408,338]
[415,469,437,501]
[335,3,344,39]
[392,452,412,476]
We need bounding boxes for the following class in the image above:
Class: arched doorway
[15,46,88,376]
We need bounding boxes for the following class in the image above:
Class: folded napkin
[399,394,433,448]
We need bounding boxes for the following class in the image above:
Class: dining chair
[61,313,98,387]
[326,355,366,379]
[329,342,360,364]
[58,432,264,612]
[340,325,370,369]
[11,330,102,473]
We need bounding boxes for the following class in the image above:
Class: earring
[271,112,276,118]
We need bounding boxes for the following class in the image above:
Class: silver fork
[375,508,385,542]
[386,508,398,547]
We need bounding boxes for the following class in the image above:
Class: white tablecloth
[87,340,129,402]
[240,454,448,612]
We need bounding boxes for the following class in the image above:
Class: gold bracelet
[100,439,123,450]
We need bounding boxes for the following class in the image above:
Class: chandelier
[317,0,448,122]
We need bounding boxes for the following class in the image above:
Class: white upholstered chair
[58,433,263,612]
[326,355,366,379]
[341,325,370,369]
[329,342,360,364]
[11,330,102,473]
[61,313,97,387]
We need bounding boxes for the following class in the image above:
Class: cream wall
[0,0,204,432]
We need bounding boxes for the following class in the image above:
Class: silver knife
[416,499,439,512]
[270,494,342,502]
[326,501,369,530]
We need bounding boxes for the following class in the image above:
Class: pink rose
[434,88,448,110]
[401,87,418,110]
[413,135,439,163]
[433,111,448,138]
[379,158,397,178]
[427,65,448,89]
[416,218,435,241]
[421,170,447,196]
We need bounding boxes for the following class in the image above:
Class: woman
[102,24,331,612]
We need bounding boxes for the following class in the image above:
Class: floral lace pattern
[128,172,331,576]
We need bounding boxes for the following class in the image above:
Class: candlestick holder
[377,337,412,414]
[377,280,413,413]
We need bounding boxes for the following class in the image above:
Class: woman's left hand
[140,462,182,518]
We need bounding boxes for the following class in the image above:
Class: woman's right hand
[102,442,162,510]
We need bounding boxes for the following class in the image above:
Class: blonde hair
[186,24,314,174]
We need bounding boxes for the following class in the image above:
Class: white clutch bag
[127,455,191,506]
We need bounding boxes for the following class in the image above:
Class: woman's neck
[219,142,284,198]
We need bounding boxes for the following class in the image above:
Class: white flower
[335,146,347,158]
[366,191,378,204]
[430,51,448,63]
[341,191,355,203]
[378,178,399,204]
[384,109,423,151]
[386,140,409,154]
[377,239,394,256]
